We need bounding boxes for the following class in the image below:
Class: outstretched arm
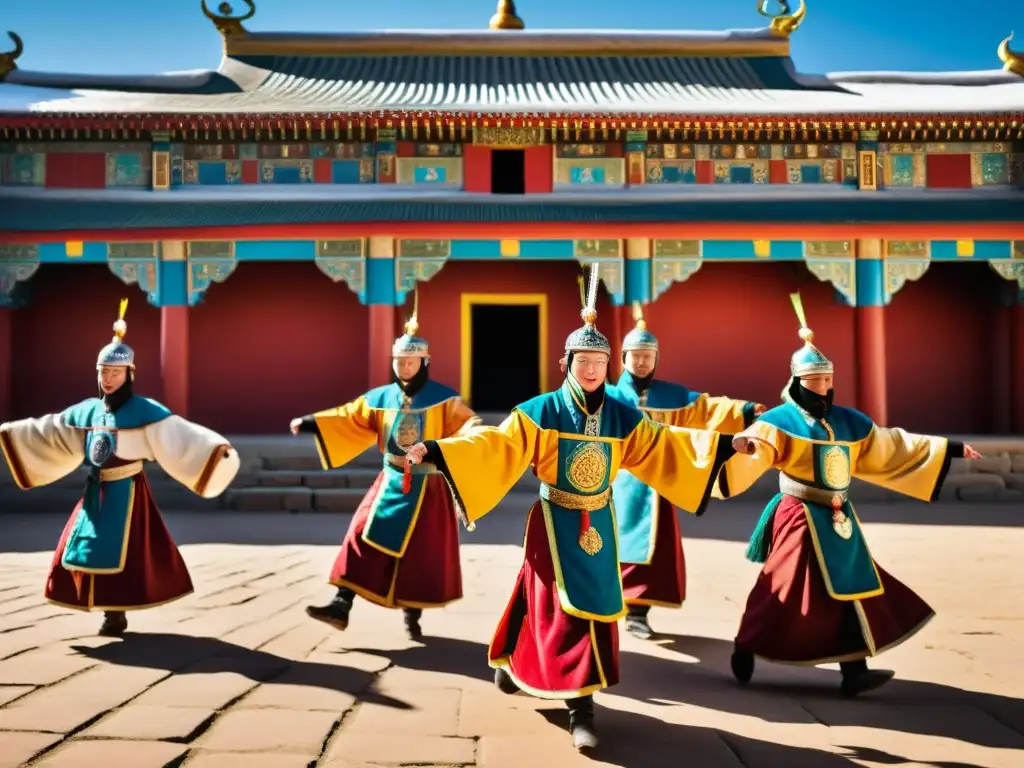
[0,414,84,490]
[407,409,538,525]
[620,418,736,515]
[291,396,378,470]
[855,425,970,502]
[144,415,240,498]
[683,393,764,432]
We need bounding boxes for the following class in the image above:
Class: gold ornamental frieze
[472,126,546,147]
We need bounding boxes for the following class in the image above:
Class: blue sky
[0,0,1021,75]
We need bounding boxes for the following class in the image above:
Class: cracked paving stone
[30,740,188,767]
[82,704,216,741]
[0,731,61,768]
[198,708,339,754]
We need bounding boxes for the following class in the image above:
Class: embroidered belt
[780,474,853,540]
[539,483,610,511]
[384,454,437,475]
[98,461,144,482]
[539,484,610,556]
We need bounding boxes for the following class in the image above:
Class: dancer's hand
[407,443,428,464]
[963,444,982,460]
[733,436,757,455]
[289,418,302,435]
[753,403,768,416]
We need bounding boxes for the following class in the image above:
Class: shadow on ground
[70,632,412,710]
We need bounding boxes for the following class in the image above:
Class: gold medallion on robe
[579,526,603,556]
[394,412,421,449]
[822,446,851,489]
[566,442,608,493]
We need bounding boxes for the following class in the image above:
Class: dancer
[718,293,980,695]
[404,266,735,750]
[611,302,765,639]
[0,299,240,636]
[291,292,480,640]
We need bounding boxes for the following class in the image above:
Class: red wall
[189,262,367,434]
[404,260,605,394]
[11,265,162,418]
[886,262,1006,434]
[646,262,856,409]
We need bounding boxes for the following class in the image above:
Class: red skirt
[45,473,194,612]
[329,472,462,609]
[488,502,619,699]
[736,495,935,664]
[621,497,686,608]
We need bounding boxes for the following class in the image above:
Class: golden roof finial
[489,0,525,30]
[757,0,806,39]
[998,32,1024,76]
[201,0,256,38]
[0,32,24,81]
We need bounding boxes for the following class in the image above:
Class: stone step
[224,487,367,513]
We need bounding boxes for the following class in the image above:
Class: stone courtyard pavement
[0,499,1022,768]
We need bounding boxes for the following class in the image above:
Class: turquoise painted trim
[624,258,651,304]
[855,258,885,307]
[365,257,395,305]
[771,240,805,260]
[38,242,107,263]
[152,140,171,153]
[376,141,396,153]
[234,240,316,260]
[158,260,188,307]
[931,240,1012,260]
[625,141,646,152]
[520,240,575,259]
[449,240,501,259]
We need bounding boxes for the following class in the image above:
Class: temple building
[0,0,1022,434]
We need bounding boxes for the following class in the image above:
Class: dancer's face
[392,356,422,382]
[800,373,833,396]
[571,353,609,392]
[97,365,128,394]
[624,350,656,378]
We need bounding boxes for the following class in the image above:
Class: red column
[991,300,1013,434]
[160,306,189,418]
[1012,299,1024,434]
[368,305,395,389]
[854,306,888,425]
[0,309,11,422]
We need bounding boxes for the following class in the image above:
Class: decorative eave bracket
[650,240,703,301]
[315,239,367,301]
[108,242,161,306]
[0,244,38,309]
[573,240,624,305]
[186,241,237,305]
[395,240,449,305]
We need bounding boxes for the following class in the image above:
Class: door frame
[460,293,548,405]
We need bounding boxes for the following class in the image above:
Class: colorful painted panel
[395,158,463,186]
[411,143,462,158]
[106,152,150,187]
[554,158,625,186]
[309,142,374,159]
[0,152,45,186]
[253,159,315,183]
[713,160,769,184]
[646,161,696,184]
[557,144,613,157]
[645,144,696,160]
[170,144,185,187]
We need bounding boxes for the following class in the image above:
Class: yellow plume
[578,273,586,309]
[404,287,420,337]
[631,300,647,330]
[789,292,814,343]
[118,298,129,321]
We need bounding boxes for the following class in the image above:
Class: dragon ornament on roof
[757,0,806,39]
[0,30,23,81]
[201,0,256,38]
[998,32,1024,76]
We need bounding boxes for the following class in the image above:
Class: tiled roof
[0,186,1021,231]
[0,27,1021,117]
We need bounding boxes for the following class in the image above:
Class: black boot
[403,607,423,640]
[305,587,353,631]
[494,668,520,695]
[840,659,894,696]
[625,603,654,640]
[98,610,127,637]
[730,642,755,685]
[567,695,598,751]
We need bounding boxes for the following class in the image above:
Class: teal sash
[803,501,883,600]
[611,470,658,564]
[62,476,136,574]
[541,499,624,620]
[361,464,428,557]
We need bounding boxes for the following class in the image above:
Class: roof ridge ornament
[201,0,255,38]
[757,0,806,39]
[489,0,525,30]
[998,32,1024,76]
[0,31,23,81]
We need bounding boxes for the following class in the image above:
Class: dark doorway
[491,149,525,194]
[470,303,540,411]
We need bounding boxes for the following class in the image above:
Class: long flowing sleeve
[441,396,484,437]
[309,396,378,470]
[433,409,538,524]
[0,415,85,490]
[712,419,789,500]
[143,415,241,498]
[619,418,734,515]
[854,425,958,502]
[671,393,755,432]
